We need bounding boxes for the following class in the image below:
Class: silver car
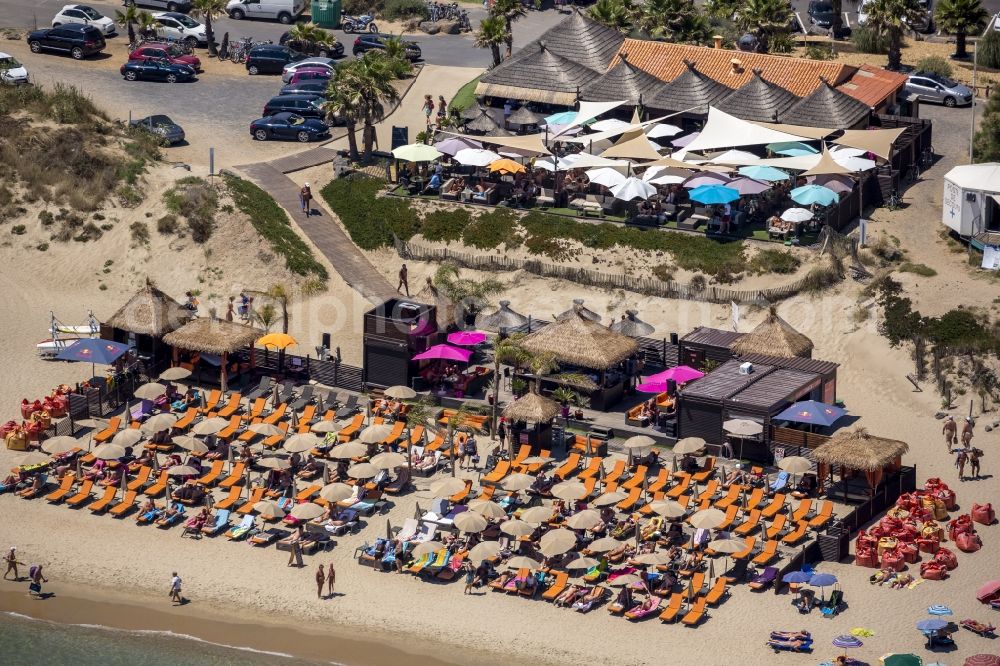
[905,73,973,107]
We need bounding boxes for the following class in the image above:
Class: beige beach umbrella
[564,555,600,570]
[141,413,178,434]
[289,502,325,521]
[564,509,602,530]
[469,500,507,519]
[193,417,229,436]
[539,528,577,557]
[707,538,746,554]
[134,382,166,400]
[41,436,81,455]
[359,424,395,444]
[311,421,339,434]
[648,500,687,518]
[778,456,812,475]
[92,443,127,460]
[329,441,368,459]
[502,473,535,492]
[249,423,285,437]
[454,511,488,533]
[592,490,628,507]
[587,536,624,553]
[632,551,671,566]
[608,573,642,587]
[384,385,417,400]
[283,433,320,454]
[173,436,209,453]
[690,508,726,530]
[412,541,447,557]
[506,556,542,570]
[167,465,200,477]
[112,429,144,447]
[519,506,555,524]
[371,452,407,470]
[723,419,763,437]
[468,541,501,564]
[159,367,191,381]
[319,482,354,503]
[254,500,285,519]
[19,451,50,465]
[348,462,378,479]
[500,519,535,537]
[673,437,707,455]
[258,456,291,470]
[431,477,468,497]
[551,480,588,501]
[622,435,656,449]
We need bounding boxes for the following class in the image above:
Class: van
[226,0,306,24]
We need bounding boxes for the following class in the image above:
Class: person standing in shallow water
[316,564,325,599]
[4,547,18,581]
[327,564,336,598]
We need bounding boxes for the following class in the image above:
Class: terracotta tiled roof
[837,64,908,108]
[610,39,853,97]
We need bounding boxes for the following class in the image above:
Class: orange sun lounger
[87,486,118,513]
[144,470,169,497]
[64,479,95,507]
[93,417,121,444]
[577,457,602,481]
[482,460,511,485]
[215,485,244,510]
[127,466,152,492]
[761,493,786,519]
[542,571,569,600]
[705,577,729,605]
[604,460,627,485]
[236,487,265,514]
[647,469,670,494]
[765,514,787,540]
[337,414,364,442]
[200,389,222,414]
[681,596,708,625]
[218,463,246,489]
[658,592,684,622]
[109,490,138,517]
[809,500,834,528]
[553,453,581,480]
[172,408,198,432]
[744,487,765,511]
[196,460,225,487]
[751,541,778,565]
[791,499,812,522]
[781,520,809,544]
[714,485,743,510]
[216,393,243,419]
[733,509,762,535]
[45,473,76,503]
[621,466,648,491]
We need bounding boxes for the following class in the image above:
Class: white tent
[682,108,818,153]
[942,163,1000,237]
[572,154,632,171]
[710,149,761,165]
[590,119,632,133]
[551,100,627,137]
[562,114,679,145]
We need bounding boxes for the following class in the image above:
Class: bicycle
[885,191,903,210]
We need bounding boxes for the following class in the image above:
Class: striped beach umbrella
[927,604,953,616]
[833,635,863,649]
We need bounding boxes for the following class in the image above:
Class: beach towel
[850,628,874,637]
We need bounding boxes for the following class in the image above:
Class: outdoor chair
[290,385,314,411]
[335,395,359,419]
[535,187,556,208]
[244,376,273,401]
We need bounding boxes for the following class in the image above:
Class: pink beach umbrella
[636,382,668,393]
[412,344,472,362]
[645,365,705,384]
[725,177,771,196]
[447,331,488,346]
[682,173,730,189]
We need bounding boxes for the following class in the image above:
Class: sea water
[0,612,331,666]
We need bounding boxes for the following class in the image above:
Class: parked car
[151,12,208,47]
[807,0,835,28]
[52,5,116,36]
[905,72,973,107]
[129,0,192,12]
[286,68,331,86]
[129,42,201,70]
[26,24,105,59]
[279,80,326,96]
[279,30,344,58]
[250,112,329,142]
[245,44,304,74]
[281,56,334,81]
[351,34,421,60]
[0,53,29,85]
[262,93,326,120]
[130,114,186,144]
[226,0,306,24]
[121,58,196,82]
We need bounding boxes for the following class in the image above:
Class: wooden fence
[255,351,365,393]
[396,238,813,305]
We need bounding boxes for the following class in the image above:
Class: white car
[0,52,29,85]
[280,57,334,82]
[857,0,871,24]
[152,12,208,47]
[51,4,116,36]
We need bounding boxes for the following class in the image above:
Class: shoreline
[0,582,503,666]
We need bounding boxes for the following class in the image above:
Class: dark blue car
[121,58,195,83]
[250,112,330,142]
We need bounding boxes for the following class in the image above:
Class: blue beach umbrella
[791,184,839,206]
[775,400,846,428]
[916,618,948,632]
[738,165,790,182]
[544,111,578,126]
[782,571,812,584]
[56,338,129,365]
[810,573,838,587]
[767,141,819,157]
[927,604,953,616]
[688,184,740,204]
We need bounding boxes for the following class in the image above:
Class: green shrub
[652,264,675,282]
[72,222,102,242]
[157,214,179,235]
[899,261,937,277]
[11,224,25,235]
[978,30,1000,69]
[116,184,143,208]
[804,43,834,60]
[320,176,418,250]
[524,234,573,260]
[383,0,427,20]
[163,177,217,243]
[224,174,328,280]
[749,249,801,274]
[129,221,150,245]
[770,31,795,54]
[462,208,521,249]
[421,208,471,242]
[916,55,952,78]
[38,210,54,226]
[344,0,382,14]
[36,242,48,251]
[852,25,890,54]
[926,308,984,346]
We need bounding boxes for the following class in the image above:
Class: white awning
[682,108,819,153]
[944,163,1000,193]
[551,100,627,138]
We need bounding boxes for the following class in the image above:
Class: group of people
[4,546,49,598]
[942,415,984,480]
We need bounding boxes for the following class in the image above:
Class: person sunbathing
[205,440,229,462]
[415,452,436,471]
[554,585,584,607]
[767,637,810,650]
[722,467,745,487]
[891,573,913,589]
[770,630,810,641]
[572,587,603,612]
[186,508,210,531]
[16,475,44,498]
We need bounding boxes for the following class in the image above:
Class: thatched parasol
[465,111,504,134]
[476,300,529,332]
[610,309,655,337]
[506,105,544,127]
[520,309,638,370]
[812,427,909,472]
[556,299,601,323]
[460,100,487,121]
[104,280,191,337]
[502,392,560,423]
[414,278,459,330]
[730,307,813,359]
[163,317,263,355]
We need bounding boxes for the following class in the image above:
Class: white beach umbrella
[588,536,624,553]
[383,385,417,400]
[454,148,501,166]
[833,154,877,172]
[585,167,627,188]
[140,413,178,434]
[647,500,687,518]
[570,153,630,170]
[192,417,229,436]
[520,505,556,524]
[348,462,378,479]
[534,156,578,172]
[500,519,535,537]
[622,435,656,450]
[564,555,601,570]
[723,419,763,437]
[673,437,706,455]
[329,441,368,459]
[370,452,407,470]
[829,145,866,158]
[646,172,689,186]
[319,482,354,503]
[564,509,602,530]
[310,421,339,434]
[134,382,166,400]
[539,528,577,557]
[258,456,291,470]
[468,541,501,564]
[283,433,320,454]
[173,435,209,453]
[290,502,325,521]
[589,118,632,133]
[506,556,542,570]
[92,443,126,460]
[359,424,395,445]
[592,490,628,507]
[430,477,469,497]
[412,540,447,557]
[502,473,535,492]
[454,511,488,533]
[708,538,747,554]
[19,451,50,466]
[249,422,285,437]
[41,436,82,455]
[689,508,726,530]
[645,123,683,139]
[632,551,671,566]
[159,367,191,381]
[112,429,144,447]
[469,500,507,519]
[611,177,656,201]
[551,480,588,501]
[781,207,814,222]
[167,465,200,477]
[254,500,285,519]
[778,456,812,475]
[712,149,760,165]
[608,573,642,587]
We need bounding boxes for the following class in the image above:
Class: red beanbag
[956,531,982,553]
[934,547,958,570]
[972,503,996,526]
[920,561,948,580]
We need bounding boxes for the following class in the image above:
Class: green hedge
[320,176,419,250]
[224,174,328,280]
[421,208,471,242]
[462,208,521,249]
[383,0,427,20]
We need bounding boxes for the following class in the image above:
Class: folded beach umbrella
[192,417,230,436]
[248,422,285,437]
[468,541,501,564]
[167,465,199,477]
[434,136,481,156]
[454,511,488,533]
[56,338,129,365]
[254,499,285,520]
[781,207,814,223]
[585,167,627,188]
[540,529,578,557]
[551,480,588,501]
[775,400,846,427]
[258,456,291,470]
[673,437,706,455]
[502,473,535,492]
[689,508,726,530]
[688,184,740,205]
[647,500,686,518]
[41,436,82,455]
[564,509,602,531]
[725,177,771,196]
[927,605,953,616]
[611,177,656,201]
[506,555,542,570]
[588,536,624,553]
[329,441,367,459]
[289,502,325,521]
[778,456,812,475]
[520,505,556,524]
[283,433,321,453]
[412,344,472,362]
[319,482,354,503]
[453,148,501,166]
[916,619,949,632]
[791,184,839,206]
[348,462,378,479]
[19,451,50,466]
[723,419,763,437]
[592,490,629,507]
[370,452,406,470]
[430,476,469,498]
[447,331,487,346]
[565,555,601,570]
[310,421,339,435]
[140,413,178,434]
[391,143,443,163]
[782,571,812,584]
[608,573,642,587]
[489,158,525,175]
[469,500,507,519]
[172,436,209,453]
[92,443,127,460]
[358,424,394,444]
[738,165,790,182]
[134,382,167,400]
[159,367,192,381]
[111,429,144,447]
[412,540,447,558]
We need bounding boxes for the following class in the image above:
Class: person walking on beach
[287,527,304,568]
[942,416,957,451]
[4,547,19,581]
[226,296,235,322]
[299,182,312,217]
[397,264,410,297]
[437,95,447,125]
[327,564,336,597]
[169,572,183,604]
[962,417,974,447]
[956,449,969,480]
[27,564,47,598]
[422,95,434,129]
[970,447,982,479]
[463,562,475,595]
[315,564,325,599]
[496,419,506,450]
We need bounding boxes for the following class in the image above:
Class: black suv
[27,24,105,59]
[351,34,421,61]
[263,94,326,120]
[245,44,304,75]
[279,31,344,58]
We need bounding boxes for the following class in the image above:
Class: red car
[128,43,201,71]
[286,67,331,86]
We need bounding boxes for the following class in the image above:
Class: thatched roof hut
[104,282,191,337]
[506,105,544,127]
[580,54,662,105]
[786,78,871,129]
[476,42,598,106]
[556,299,601,323]
[521,309,638,370]
[465,111,506,135]
[716,69,800,123]
[460,100,486,121]
[476,300,529,332]
[730,307,814,359]
[610,309,654,337]
[812,427,909,496]
[163,317,263,355]
[649,60,732,115]
[503,392,560,423]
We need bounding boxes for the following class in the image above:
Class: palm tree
[353,54,401,160]
[190,0,227,56]
[136,10,158,41]
[935,0,988,59]
[863,0,927,69]
[116,3,141,45]
[287,21,336,55]
[474,16,507,67]
[323,63,362,160]
[636,0,710,42]
[254,303,278,331]
[433,262,505,325]
[381,36,414,78]
[588,0,635,32]
[490,0,527,59]
[735,0,792,52]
